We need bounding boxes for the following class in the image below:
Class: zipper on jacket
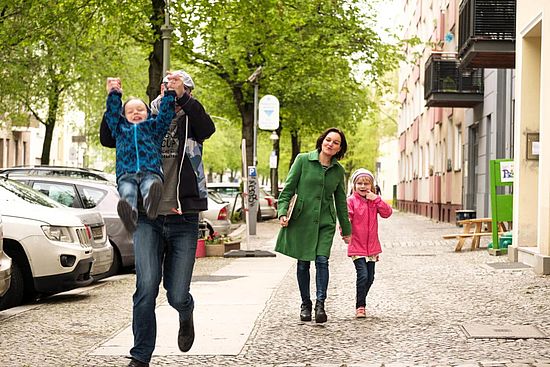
[176,116,189,213]
[133,124,140,172]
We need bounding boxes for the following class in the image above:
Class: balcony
[458,0,516,69]
[424,53,484,108]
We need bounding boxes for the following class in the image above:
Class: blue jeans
[117,171,162,210]
[353,257,375,308]
[296,255,329,304]
[130,213,198,363]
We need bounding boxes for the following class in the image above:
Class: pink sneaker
[356,306,366,318]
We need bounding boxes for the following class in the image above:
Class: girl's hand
[279,215,288,227]
[342,235,351,244]
[365,191,378,201]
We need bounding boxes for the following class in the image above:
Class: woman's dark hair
[315,127,347,160]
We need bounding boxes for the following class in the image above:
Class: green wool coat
[275,150,352,261]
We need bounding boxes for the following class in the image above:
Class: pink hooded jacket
[347,192,393,257]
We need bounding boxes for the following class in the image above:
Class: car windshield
[211,186,240,198]
[0,178,62,208]
[208,191,227,204]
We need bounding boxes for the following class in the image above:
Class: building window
[454,126,462,171]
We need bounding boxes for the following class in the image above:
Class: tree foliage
[169,0,404,173]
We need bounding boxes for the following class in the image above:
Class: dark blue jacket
[105,91,175,181]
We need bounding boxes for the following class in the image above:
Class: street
[1,211,549,367]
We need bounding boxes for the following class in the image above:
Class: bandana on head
[351,168,374,185]
[169,70,195,90]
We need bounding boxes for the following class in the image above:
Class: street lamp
[161,0,173,76]
[269,131,279,198]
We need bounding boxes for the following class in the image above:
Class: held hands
[106,77,122,93]
[342,235,351,244]
[279,215,288,227]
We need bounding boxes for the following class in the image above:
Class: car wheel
[107,245,122,276]
[207,223,215,238]
[0,261,24,310]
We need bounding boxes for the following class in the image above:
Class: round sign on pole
[258,95,279,130]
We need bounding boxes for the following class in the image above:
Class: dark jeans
[353,257,375,308]
[297,255,329,304]
[130,213,198,363]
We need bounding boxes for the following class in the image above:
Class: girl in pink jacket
[347,168,392,318]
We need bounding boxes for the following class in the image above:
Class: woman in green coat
[276,127,351,323]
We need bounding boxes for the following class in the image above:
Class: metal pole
[253,81,258,166]
[161,0,173,76]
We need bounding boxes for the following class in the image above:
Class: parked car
[3,179,113,280]
[0,177,97,310]
[0,165,115,182]
[201,192,231,237]
[8,176,133,274]
[207,182,277,220]
[0,213,12,297]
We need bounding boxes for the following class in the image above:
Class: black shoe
[117,199,137,233]
[144,180,163,220]
[300,302,312,321]
[315,300,327,323]
[127,357,149,367]
[178,313,195,352]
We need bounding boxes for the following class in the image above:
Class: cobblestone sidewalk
[1,212,549,367]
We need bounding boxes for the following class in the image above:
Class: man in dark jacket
[101,70,215,367]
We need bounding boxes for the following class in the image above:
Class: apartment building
[509,0,550,274]
[397,0,515,223]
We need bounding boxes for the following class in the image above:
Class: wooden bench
[442,217,509,252]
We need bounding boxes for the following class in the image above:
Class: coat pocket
[290,197,304,221]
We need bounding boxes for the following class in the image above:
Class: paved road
[1,211,550,367]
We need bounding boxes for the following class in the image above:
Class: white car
[207,182,277,220]
[12,176,132,274]
[201,192,231,237]
[0,177,100,310]
[0,214,12,297]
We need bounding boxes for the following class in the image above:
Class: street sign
[258,95,279,130]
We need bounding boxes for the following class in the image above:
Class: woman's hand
[342,235,351,244]
[279,215,289,227]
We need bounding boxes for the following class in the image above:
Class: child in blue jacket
[104,77,176,232]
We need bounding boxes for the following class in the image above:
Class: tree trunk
[40,83,61,165]
[272,127,281,198]
[146,0,165,103]
[230,85,254,177]
[241,102,254,171]
[290,130,300,170]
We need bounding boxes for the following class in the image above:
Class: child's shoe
[355,306,366,318]
[117,199,138,233]
[144,180,164,219]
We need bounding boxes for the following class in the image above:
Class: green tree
[169,0,403,175]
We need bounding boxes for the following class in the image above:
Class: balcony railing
[458,0,516,68]
[424,53,484,108]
